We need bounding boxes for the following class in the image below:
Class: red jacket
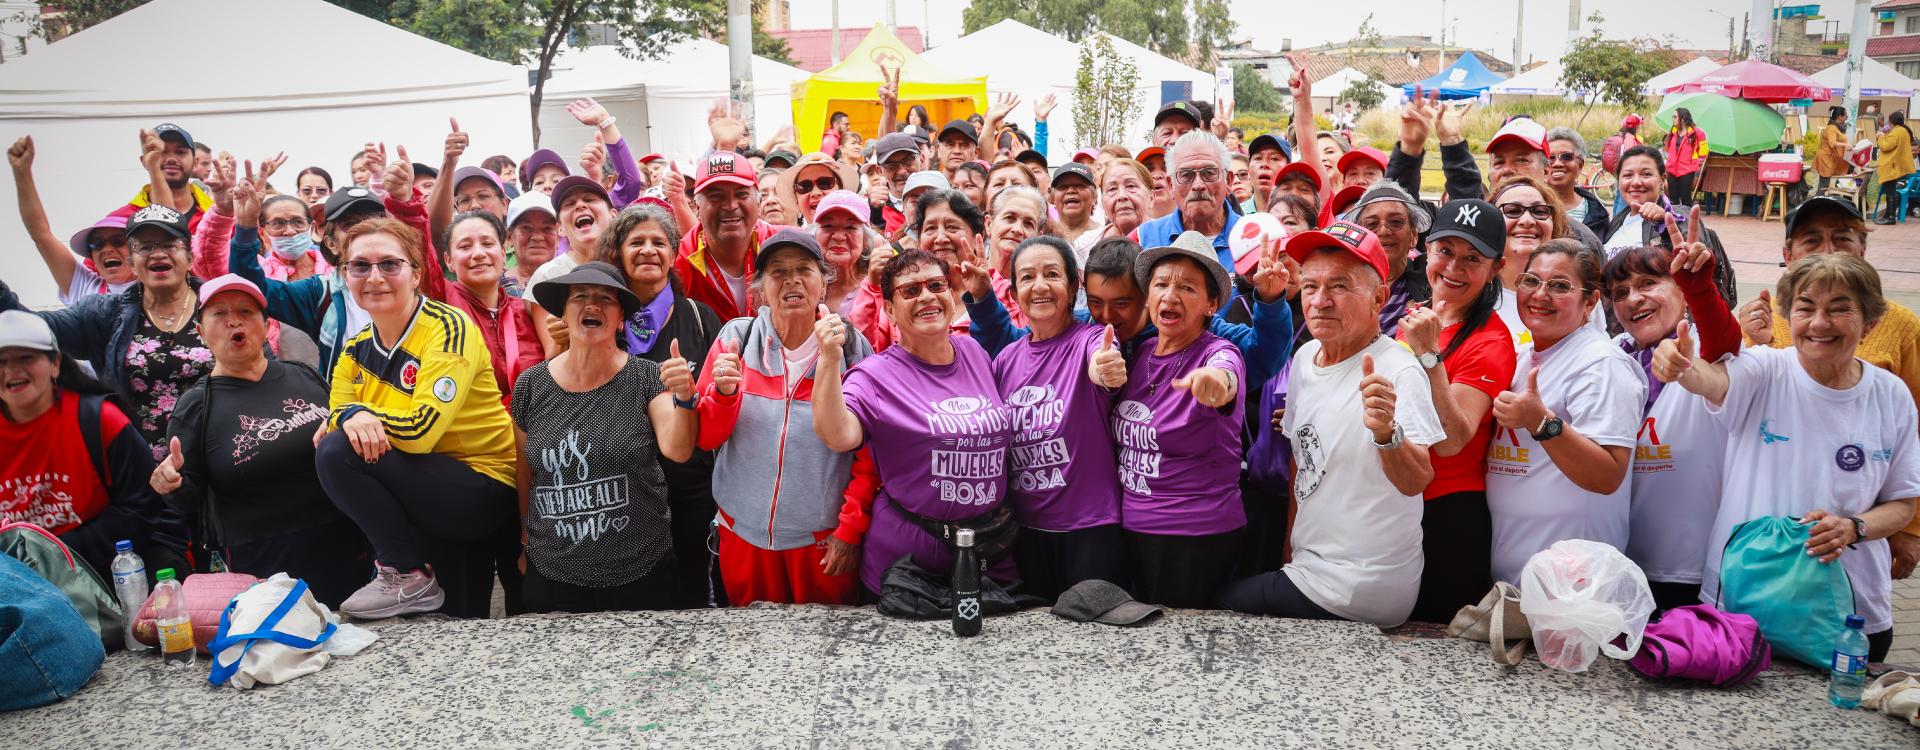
[675,220,785,321]
[445,283,543,404]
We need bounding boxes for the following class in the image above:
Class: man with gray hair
[1134,130,1245,303]
[1543,127,1611,239]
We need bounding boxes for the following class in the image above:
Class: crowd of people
[3,58,1917,662]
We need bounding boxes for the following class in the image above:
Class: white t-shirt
[1485,324,1646,583]
[524,253,583,311]
[782,333,819,397]
[718,264,749,314]
[60,265,136,307]
[1604,214,1644,258]
[1699,347,1920,634]
[1618,333,1727,585]
[1282,335,1445,627]
[1493,287,1608,350]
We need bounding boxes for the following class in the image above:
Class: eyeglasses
[455,192,501,210]
[1228,169,1250,182]
[892,278,950,300]
[794,176,840,194]
[1173,167,1222,185]
[1548,152,1584,164]
[1515,273,1587,298]
[1498,203,1555,221]
[263,218,310,231]
[130,239,186,256]
[344,259,413,278]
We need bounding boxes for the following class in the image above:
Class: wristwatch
[1531,413,1564,442]
[1848,516,1867,549]
[1372,422,1404,451]
[1416,351,1441,370]
[673,393,698,410]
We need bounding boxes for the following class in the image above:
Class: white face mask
[269,231,314,261]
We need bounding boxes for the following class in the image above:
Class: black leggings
[223,516,373,610]
[315,432,515,617]
[1668,172,1697,206]
[1409,490,1492,623]
[1216,568,1340,621]
[1014,523,1129,603]
[1125,528,1243,609]
[1869,628,1893,663]
[524,557,679,614]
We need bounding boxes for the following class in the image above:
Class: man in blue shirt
[1135,131,1245,304]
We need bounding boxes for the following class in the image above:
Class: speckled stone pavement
[5,605,1917,748]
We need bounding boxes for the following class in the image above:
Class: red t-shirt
[1400,313,1518,499]
[0,391,125,533]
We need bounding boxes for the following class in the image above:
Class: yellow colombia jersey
[328,297,516,486]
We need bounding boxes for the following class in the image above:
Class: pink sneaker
[340,564,445,619]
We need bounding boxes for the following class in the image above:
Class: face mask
[270,231,314,261]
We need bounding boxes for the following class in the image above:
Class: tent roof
[0,0,525,118]
[1099,31,1215,91]
[808,23,982,87]
[544,39,807,99]
[1489,60,1567,96]
[920,19,1081,90]
[1403,51,1506,99]
[1813,56,1920,98]
[1645,57,1723,95]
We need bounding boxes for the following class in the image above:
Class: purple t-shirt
[991,321,1121,532]
[843,335,1017,593]
[1113,333,1247,536]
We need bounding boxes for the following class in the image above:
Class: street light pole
[727,0,753,137]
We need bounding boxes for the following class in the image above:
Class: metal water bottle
[952,528,981,637]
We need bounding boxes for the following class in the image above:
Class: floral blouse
[125,313,213,461]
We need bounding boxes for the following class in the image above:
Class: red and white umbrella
[1666,58,1832,103]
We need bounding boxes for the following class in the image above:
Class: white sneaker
[340,564,446,619]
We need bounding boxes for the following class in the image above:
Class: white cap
[505,190,555,229]
[1486,117,1548,154]
[0,310,57,353]
[903,171,951,198]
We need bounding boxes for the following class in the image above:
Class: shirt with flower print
[124,314,213,461]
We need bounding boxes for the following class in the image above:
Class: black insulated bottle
[952,528,981,637]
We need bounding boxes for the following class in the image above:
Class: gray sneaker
[340,565,445,619]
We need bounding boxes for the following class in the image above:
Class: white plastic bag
[207,573,334,689]
[1518,540,1655,673]
[322,611,378,657]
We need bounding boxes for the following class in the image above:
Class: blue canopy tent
[1402,51,1507,100]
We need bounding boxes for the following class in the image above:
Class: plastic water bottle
[1828,613,1869,708]
[152,568,195,667]
[951,528,981,637]
[109,540,150,653]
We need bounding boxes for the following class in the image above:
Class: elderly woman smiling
[813,249,1019,597]
[1657,252,1920,662]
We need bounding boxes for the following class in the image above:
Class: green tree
[1558,12,1672,124]
[963,0,1233,67]
[1338,76,1385,113]
[1231,63,1281,114]
[1072,34,1142,148]
[8,0,148,43]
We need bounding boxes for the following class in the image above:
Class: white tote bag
[207,574,336,689]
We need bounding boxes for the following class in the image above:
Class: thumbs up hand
[712,338,743,396]
[1358,353,1398,442]
[661,338,696,401]
[1088,324,1128,388]
[1738,288,1774,345]
[1491,364,1549,431]
[815,303,847,366]
[1653,320,1696,384]
[149,436,185,494]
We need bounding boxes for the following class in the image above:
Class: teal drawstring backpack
[1717,516,1855,668]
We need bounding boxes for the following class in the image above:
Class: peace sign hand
[1664,205,1714,279]
[1249,234,1294,303]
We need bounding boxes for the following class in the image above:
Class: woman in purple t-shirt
[963,236,1131,602]
[812,249,1019,596]
[1116,231,1248,608]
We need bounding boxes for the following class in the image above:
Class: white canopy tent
[1489,61,1569,98]
[922,19,1215,153]
[1813,57,1919,115]
[0,0,530,309]
[1311,67,1403,114]
[1645,57,1724,97]
[540,38,808,163]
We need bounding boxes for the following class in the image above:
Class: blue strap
[206,579,337,686]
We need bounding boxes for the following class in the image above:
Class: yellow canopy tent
[791,24,988,153]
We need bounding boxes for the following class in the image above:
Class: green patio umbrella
[1654,93,1785,155]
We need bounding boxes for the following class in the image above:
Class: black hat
[938,119,979,145]
[1784,195,1864,239]
[764,149,801,169]
[531,261,643,319]
[1051,161,1094,187]
[1426,199,1505,260]
[1014,148,1048,169]
[874,132,919,162]
[1051,579,1163,626]
[753,227,825,271]
[323,186,385,223]
[152,123,193,149]
[127,204,191,240]
[1154,100,1203,128]
[1247,132,1294,161]
[550,174,612,210]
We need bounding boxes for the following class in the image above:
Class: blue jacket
[0,277,226,405]
[1131,198,1245,304]
[230,226,356,381]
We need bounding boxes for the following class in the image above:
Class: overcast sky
[785,1,1867,66]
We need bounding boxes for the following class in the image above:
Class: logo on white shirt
[1758,419,1791,445]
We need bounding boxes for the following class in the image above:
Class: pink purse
[132,572,262,654]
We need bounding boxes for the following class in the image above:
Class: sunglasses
[1515,273,1587,298]
[892,278,950,300]
[344,259,413,278]
[1548,152,1584,164]
[1498,203,1555,221]
[794,176,840,194]
[87,234,130,252]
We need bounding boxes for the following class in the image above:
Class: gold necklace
[145,292,192,332]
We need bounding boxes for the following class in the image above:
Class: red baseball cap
[1273,161,1322,193]
[638,153,666,164]
[1072,147,1100,164]
[1284,220,1390,283]
[1336,146,1389,176]
[1134,146,1165,164]
[695,151,758,194]
[1486,118,1548,154]
[1318,184,1368,229]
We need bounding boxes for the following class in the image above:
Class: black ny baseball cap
[1155,100,1203,128]
[1426,199,1506,260]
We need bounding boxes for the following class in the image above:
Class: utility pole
[885,0,896,35]
[1512,0,1524,73]
[830,0,840,65]
[727,0,753,139]
[1844,0,1872,137]
[1567,0,1582,50]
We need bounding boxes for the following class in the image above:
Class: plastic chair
[1875,178,1920,223]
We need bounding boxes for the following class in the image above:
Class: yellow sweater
[1761,300,1920,535]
